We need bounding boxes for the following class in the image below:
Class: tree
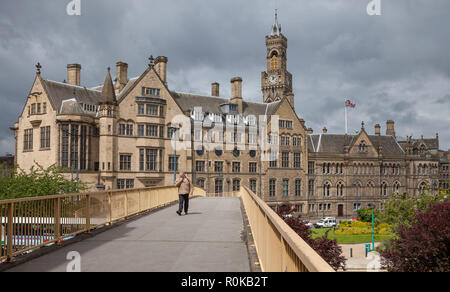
[0,163,88,200]
[277,205,346,271]
[381,201,450,272]
[357,207,380,223]
[378,192,447,231]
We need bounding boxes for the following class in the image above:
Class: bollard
[350,248,353,258]
[365,243,371,257]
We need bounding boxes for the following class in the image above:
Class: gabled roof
[397,137,440,151]
[308,134,405,155]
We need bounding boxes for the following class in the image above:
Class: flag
[345,100,356,108]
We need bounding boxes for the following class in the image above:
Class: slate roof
[41,79,101,117]
[170,91,281,117]
[308,134,405,155]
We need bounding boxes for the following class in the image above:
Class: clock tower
[261,10,294,107]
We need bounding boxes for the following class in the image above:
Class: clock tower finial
[261,10,294,107]
[271,9,281,36]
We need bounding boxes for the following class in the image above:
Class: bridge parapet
[0,186,206,263]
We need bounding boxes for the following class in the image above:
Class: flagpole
[345,99,348,135]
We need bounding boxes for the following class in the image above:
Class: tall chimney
[230,77,243,113]
[115,61,128,93]
[67,64,81,86]
[375,124,381,136]
[155,56,168,83]
[211,82,220,97]
[386,120,396,138]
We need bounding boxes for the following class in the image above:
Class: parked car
[314,217,337,228]
[303,221,313,228]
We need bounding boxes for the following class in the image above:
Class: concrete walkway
[340,243,384,272]
[7,197,250,272]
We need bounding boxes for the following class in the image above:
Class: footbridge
[0,186,333,272]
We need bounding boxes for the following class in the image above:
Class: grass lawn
[311,228,396,244]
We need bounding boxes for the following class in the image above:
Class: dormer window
[220,103,238,115]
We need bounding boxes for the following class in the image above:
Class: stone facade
[11,13,446,219]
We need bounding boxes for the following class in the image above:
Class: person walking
[175,172,193,216]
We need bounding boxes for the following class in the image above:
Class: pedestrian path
[7,197,250,272]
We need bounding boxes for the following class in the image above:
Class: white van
[314,217,337,228]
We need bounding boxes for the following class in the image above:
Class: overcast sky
[0,0,449,155]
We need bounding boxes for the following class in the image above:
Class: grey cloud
[0,0,449,156]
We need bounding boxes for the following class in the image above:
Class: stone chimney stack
[211,82,220,97]
[323,127,328,134]
[155,56,168,83]
[115,62,128,93]
[386,120,396,138]
[67,64,81,86]
[375,124,381,136]
[230,77,243,113]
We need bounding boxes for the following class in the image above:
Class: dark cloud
[0,0,449,155]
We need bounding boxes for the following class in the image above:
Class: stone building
[439,150,450,191]
[11,12,444,219]
[305,122,440,219]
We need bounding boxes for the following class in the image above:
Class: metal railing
[238,186,335,272]
[0,186,205,263]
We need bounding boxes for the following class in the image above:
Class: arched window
[359,141,367,153]
[367,181,375,196]
[394,182,400,193]
[337,182,344,197]
[270,55,278,70]
[323,182,331,197]
[380,182,388,196]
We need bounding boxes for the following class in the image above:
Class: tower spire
[99,67,117,105]
[271,9,281,36]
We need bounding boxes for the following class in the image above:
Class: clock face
[269,75,278,84]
